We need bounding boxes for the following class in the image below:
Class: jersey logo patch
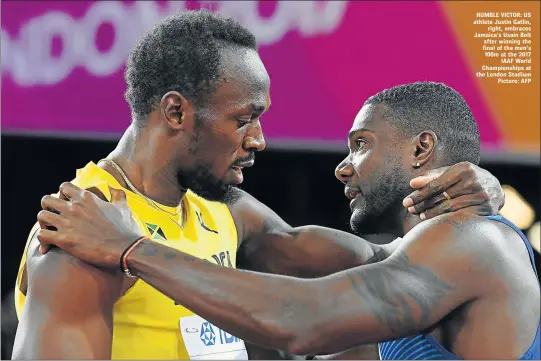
[200,322,216,346]
[146,223,167,241]
[196,211,218,234]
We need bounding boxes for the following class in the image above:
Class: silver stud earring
[415,162,420,168]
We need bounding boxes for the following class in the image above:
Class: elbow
[285,328,326,356]
[252,302,324,352]
[287,341,314,357]
[245,279,332,355]
[278,305,331,355]
[245,313,312,352]
[256,319,320,356]
[283,293,339,355]
[285,321,349,356]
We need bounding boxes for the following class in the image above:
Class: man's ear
[410,131,437,169]
[160,91,194,130]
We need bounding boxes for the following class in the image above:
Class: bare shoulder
[19,187,127,296]
[414,213,539,357]
[459,214,539,284]
[406,212,515,253]
[226,189,262,218]
[446,213,528,255]
[26,233,124,308]
[404,212,535,285]
[26,185,126,302]
[227,189,292,244]
[14,231,123,359]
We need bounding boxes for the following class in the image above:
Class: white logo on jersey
[180,315,248,360]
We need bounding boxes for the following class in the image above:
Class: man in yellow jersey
[13,10,505,361]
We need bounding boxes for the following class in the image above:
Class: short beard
[179,108,243,205]
[176,164,242,205]
[350,163,410,236]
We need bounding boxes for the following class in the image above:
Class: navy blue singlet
[378,215,540,360]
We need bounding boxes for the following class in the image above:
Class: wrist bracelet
[120,236,149,278]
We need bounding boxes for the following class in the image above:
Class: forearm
[129,236,461,356]
[129,240,320,351]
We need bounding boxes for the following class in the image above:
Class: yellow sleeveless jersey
[15,162,247,360]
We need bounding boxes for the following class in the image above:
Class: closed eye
[236,119,251,128]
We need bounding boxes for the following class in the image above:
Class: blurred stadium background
[1,1,539,358]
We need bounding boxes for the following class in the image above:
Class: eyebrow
[348,128,374,139]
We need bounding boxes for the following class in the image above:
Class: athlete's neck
[105,124,185,207]
[403,211,423,234]
[367,201,422,238]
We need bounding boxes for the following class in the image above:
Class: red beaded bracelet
[120,236,149,278]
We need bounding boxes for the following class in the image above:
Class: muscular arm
[231,190,396,277]
[12,236,124,359]
[239,225,392,277]
[13,188,126,360]
[122,212,485,355]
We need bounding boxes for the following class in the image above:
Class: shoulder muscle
[228,189,292,245]
[12,232,123,359]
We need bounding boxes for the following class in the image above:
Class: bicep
[230,191,387,276]
[229,190,292,246]
[12,238,123,359]
[239,225,388,277]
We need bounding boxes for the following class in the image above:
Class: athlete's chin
[196,185,242,205]
[223,167,245,185]
[350,208,369,234]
